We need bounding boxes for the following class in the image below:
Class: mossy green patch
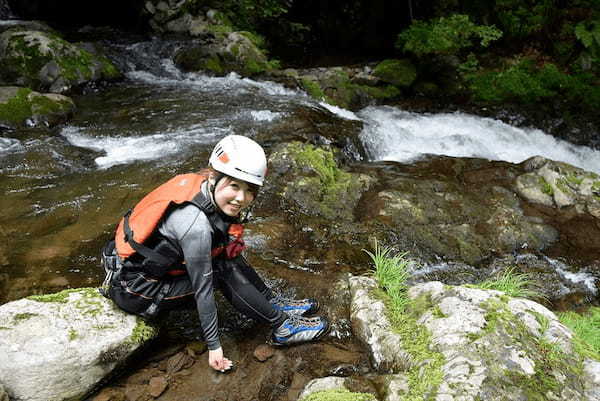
[13,312,38,323]
[539,176,554,196]
[68,328,78,341]
[0,87,34,124]
[373,59,418,87]
[203,56,224,75]
[300,78,326,100]
[127,317,157,345]
[558,307,600,360]
[299,389,376,401]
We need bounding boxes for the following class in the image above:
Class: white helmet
[209,135,267,186]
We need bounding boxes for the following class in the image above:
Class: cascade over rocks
[0,28,121,93]
[0,288,157,401]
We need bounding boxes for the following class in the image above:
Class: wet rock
[0,86,75,128]
[253,344,275,362]
[166,352,194,374]
[372,59,417,88]
[349,276,600,400]
[148,376,168,398]
[91,388,126,401]
[0,288,157,401]
[0,28,121,93]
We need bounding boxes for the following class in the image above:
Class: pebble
[148,376,168,398]
[253,344,275,362]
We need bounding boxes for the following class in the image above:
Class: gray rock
[0,288,157,401]
[298,377,348,400]
[348,276,411,372]
[349,277,600,400]
[0,86,75,128]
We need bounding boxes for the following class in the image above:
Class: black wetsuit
[108,182,286,351]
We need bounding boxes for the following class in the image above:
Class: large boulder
[0,86,74,128]
[0,288,157,401]
[348,276,600,400]
[0,28,121,93]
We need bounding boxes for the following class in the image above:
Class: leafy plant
[396,14,502,57]
[472,267,544,300]
[494,0,556,38]
[363,241,410,311]
[558,307,600,360]
[575,19,600,70]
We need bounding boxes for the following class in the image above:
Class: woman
[101,135,329,373]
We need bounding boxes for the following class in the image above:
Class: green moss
[361,84,402,100]
[0,87,34,124]
[127,317,157,345]
[68,328,78,341]
[238,31,266,49]
[300,78,326,100]
[299,389,376,401]
[566,174,584,187]
[558,307,600,360]
[203,56,224,75]
[28,287,101,303]
[13,312,38,323]
[373,59,418,87]
[539,177,554,196]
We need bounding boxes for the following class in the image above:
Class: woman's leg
[215,263,286,327]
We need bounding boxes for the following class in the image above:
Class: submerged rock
[0,288,157,401]
[348,276,600,400]
[0,86,74,128]
[0,28,121,93]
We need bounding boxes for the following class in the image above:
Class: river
[1,35,600,305]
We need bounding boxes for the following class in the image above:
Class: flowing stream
[2,36,600,304]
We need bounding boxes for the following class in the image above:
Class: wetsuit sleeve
[159,204,221,350]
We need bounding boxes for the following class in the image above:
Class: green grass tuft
[558,307,600,360]
[472,267,544,300]
[299,389,376,401]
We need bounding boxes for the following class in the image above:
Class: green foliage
[466,59,600,110]
[493,0,556,38]
[471,267,544,300]
[363,241,410,312]
[299,389,376,401]
[396,14,502,57]
[575,19,600,70]
[202,0,289,31]
[364,242,445,400]
[558,307,600,360]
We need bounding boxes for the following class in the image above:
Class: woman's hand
[208,347,233,372]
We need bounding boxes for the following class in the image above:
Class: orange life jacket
[115,173,245,277]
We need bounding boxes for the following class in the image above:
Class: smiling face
[213,176,256,217]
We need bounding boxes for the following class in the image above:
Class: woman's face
[213,177,255,217]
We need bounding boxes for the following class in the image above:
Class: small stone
[253,344,275,362]
[185,341,207,356]
[148,376,168,398]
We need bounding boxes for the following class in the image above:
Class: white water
[61,126,227,169]
[358,106,600,174]
[0,137,23,153]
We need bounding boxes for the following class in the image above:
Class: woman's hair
[198,167,260,196]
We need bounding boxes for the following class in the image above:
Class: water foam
[319,102,361,121]
[0,137,23,154]
[60,126,224,169]
[359,106,600,174]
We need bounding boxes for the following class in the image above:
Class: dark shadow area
[7,0,147,31]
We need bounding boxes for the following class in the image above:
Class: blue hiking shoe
[271,315,329,346]
[269,295,319,316]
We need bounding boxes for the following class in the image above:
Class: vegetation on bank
[364,243,446,400]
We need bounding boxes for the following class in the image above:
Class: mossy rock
[373,59,417,88]
[0,28,121,93]
[0,86,75,128]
